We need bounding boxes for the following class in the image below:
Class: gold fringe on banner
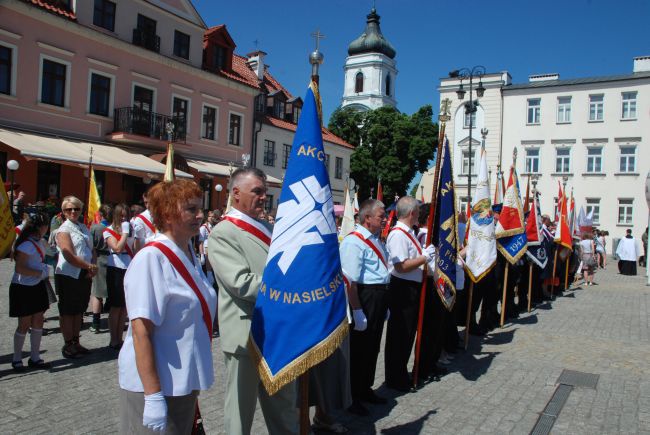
[465,261,497,284]
[308,80,323,126]
[497,242,528,264]
[249,319,349,396]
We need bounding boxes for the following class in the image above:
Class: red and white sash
[223,212,271,246]
[27,239,44,262]
[145,241,213,340]
[15,226,22,235]
[136,213,156,234]
[349,231,387,268]
[390,226,423,255]
[104,227,134,258]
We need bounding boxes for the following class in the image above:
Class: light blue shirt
[339,225,390,285]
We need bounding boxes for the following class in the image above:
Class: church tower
[341,7,397,111]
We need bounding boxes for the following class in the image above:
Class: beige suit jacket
[208,217,271,355]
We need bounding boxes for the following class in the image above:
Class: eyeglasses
[63,207,81,212]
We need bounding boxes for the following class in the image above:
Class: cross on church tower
[311,29,325,51]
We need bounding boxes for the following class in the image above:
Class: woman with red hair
[118,179,217,434]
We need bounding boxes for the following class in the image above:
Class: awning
[187,158,283,185]
[0,127,193,179]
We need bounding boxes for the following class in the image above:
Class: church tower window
[355,72,364,93]
[385,74,391,96]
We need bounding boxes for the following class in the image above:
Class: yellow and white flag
[86,167,102,226]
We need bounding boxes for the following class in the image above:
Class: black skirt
[106,266,127,309]
[55,271,92,315]
[9,281,50,317]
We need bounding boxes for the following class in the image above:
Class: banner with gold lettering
[0,175,16,258]
[249,81,348,395]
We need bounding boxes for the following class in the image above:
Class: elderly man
[384,196,436,392]
[340,199,390,415]
[208,168,298,435]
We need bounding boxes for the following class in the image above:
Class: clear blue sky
[192,0,649,124]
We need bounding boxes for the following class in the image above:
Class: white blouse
[386,221,424,282]
[103,225,135,269]
[55,220,93,279]
[12,238,47,286]
[118,233,217,396]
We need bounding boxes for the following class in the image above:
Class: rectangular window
[589,94,603,121]
[263,140,276,167]
[555,147,570,173]
[41,59,66,107]
[93,0,116,32]
[325,154,330,174]
[621,92,637,119]
[527,98,541,124]
[264,194,274,212]
[586,198,600,225]
[463,110,476,129]
[557,96,571,123]
[202,105,216,140]
[458,197,470,215]
[461,150,476,175]
[525,148,540,173]
[173,30,190,60]
[586,147,602,173]
[0,45,11,95]
[172,97,188,139]
[274,99,285,119]
[617,199,633,225]
[89,73,111,116]
[619,146,636,173]
[282,144,291,169]
[335,157,343,179]
[213,46,226,70]
[229,113,241,145]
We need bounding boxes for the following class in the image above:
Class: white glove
[352,309,367,331]
[121,221,131,235]
[385,309,391,321]
[143,391,167,432]
[40,264,49,281]
[200,253,206,266]
[427,257,437,272]
[423,245,436,262]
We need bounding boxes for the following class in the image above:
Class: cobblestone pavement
[0,259,649,434]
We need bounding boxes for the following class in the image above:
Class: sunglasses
[63,207,81,212]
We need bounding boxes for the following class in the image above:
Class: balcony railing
[132,28,160,53]
[113,107,186,142]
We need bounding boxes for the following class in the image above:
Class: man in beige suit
[208,168,298,435]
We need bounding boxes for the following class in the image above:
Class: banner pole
[550,248,559,297]
[412,99,450,390]
[527,263,533,313]
[464,281,474,349]
[299,372,309,435]
[500,263,509,327]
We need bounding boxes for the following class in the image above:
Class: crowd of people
[5,167,648,434]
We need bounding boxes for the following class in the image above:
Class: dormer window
[355,72,364,93]
[213,46,226,70]
[203,25,236,73]
[274,99,285,118]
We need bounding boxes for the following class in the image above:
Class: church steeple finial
[347,5,396,59]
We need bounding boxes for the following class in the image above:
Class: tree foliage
[328,105,438,206]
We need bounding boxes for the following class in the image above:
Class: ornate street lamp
[449,66,486,203]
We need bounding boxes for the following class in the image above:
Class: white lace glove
[40,264,49,281]
[121,221,131,235]
[143,391,167,432]
[423,245,436,262]
[352,309,368,331]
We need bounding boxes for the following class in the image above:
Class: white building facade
[423,56,650,252]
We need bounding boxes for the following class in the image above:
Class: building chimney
[529,73,560,82]
[633,56,650,73]
[246,51,267,81]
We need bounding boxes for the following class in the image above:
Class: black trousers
[385,276,421,388]
[418,277,445,378]
[350,283,389,399]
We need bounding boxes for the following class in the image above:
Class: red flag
[495,167,525,238]
[523,176,530,214]
[376,180,383,202]
[555,181,563,223]
[526,192,541,244]
[382,209,395,239]
[554,189,572,250]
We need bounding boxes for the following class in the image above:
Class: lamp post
[7,159,19,219]
[215,183,223,209]
[449,66,486,204]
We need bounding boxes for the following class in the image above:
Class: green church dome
[347,8,396,59]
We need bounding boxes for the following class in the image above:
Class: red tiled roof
[23,0,76,20]
[218,54,261,89]
[263,116,354,150]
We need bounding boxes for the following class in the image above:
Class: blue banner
[433,137,457,309]
[249,82,348,395]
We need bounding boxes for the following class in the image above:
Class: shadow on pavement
[380,408,438,434]
[509,314,539,325]
[330,394,400,435]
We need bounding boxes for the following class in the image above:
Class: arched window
[355,72,364,93]
[385,74,391,96]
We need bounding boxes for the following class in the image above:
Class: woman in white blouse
[9,212,51,371]
[103,203,134,350]
[118,179,216,434]
[55,196,97,359]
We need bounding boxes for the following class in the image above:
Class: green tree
[328,105,438,206]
